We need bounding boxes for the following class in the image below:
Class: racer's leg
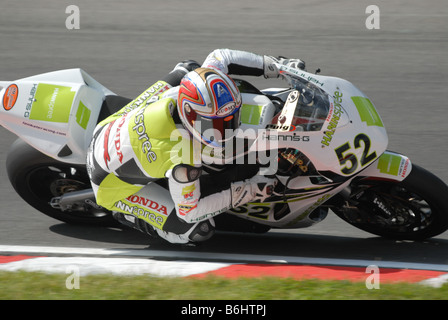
[111,182,214,244]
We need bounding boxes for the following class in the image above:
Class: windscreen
[286,76,331,132]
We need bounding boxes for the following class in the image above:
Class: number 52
[335,133,377,175]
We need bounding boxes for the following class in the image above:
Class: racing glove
[230,175,277,208]
[263,55,306,78]
[171,60,201,73]
[163,60,202,87]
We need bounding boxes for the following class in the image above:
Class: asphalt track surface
[0,0,447,269]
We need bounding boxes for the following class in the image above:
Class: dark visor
[194,109,241,146]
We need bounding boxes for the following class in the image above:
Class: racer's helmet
[177,68,242,149]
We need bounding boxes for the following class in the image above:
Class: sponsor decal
[377,152,408,177]
[114,200,165,226]
[216,103,235,116]
[24,84,37,118]
[114,194,169,227]
[182,184,196,200]
[119,81,170,116]
[352,96,384,127]
[113,114,127,164]
[263,131,310,142]
[188,206,231,222]
[321,88,344,147]
[399,158,410,178]
[3,84,19,110]
[241,104,262,125]
[279,67,325,87]
[21,121,66,136]
[265,124,296,132]
[103,121,115,169]
[75,102,91,129]
[27,84,74,123]
[178,203,198,216]
[132,106,157,163]
[125,195,168,215]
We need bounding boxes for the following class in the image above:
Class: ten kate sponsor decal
[3,84,19,110]
[24,84,38,117]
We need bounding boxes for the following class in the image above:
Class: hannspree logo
[132,106,157,163]
[321,89,344,147]
[3,84,19,111]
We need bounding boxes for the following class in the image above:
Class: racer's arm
[167,165,276,224]
[202,48,305,78]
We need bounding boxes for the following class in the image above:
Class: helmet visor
[193,109,241,147]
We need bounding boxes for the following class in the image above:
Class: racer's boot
[112,211,215,244]
[112,211,159,238]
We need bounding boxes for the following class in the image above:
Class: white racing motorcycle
[1,64,448,241]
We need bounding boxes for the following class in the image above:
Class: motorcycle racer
[86,48,305,244]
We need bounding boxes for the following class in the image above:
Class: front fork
[331,151,413,223]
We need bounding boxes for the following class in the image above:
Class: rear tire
[6,139,117,226]
[333,164,448,240]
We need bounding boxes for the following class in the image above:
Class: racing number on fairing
[229,204,271,220]
[335,133,377,175]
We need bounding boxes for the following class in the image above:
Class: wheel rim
[342,182,435,236]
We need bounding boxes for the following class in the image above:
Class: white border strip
[419,274,448,288]
[1,245,448,272]
[0,256,230,277]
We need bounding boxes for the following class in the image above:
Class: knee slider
[188,219,215,243]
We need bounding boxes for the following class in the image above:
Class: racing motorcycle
[1,64,448,242]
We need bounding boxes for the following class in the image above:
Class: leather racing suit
[87,49,302,244]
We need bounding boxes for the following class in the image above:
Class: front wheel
[6,139,117,226]
[333,164,448,240]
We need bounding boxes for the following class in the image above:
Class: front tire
[333,164,448,240]
[6,139,117,226]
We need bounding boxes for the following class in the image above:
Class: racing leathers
[87,49,304,244]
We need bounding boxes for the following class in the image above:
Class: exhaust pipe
[50,189,101,211]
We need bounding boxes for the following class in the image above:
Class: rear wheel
[333,164,448,240]
[6,139,117,226]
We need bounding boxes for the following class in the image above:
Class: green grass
[0,271,447,300]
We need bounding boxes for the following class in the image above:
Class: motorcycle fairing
[229,65,391,228]
[358,150,412,182]
[0,69,113,164]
